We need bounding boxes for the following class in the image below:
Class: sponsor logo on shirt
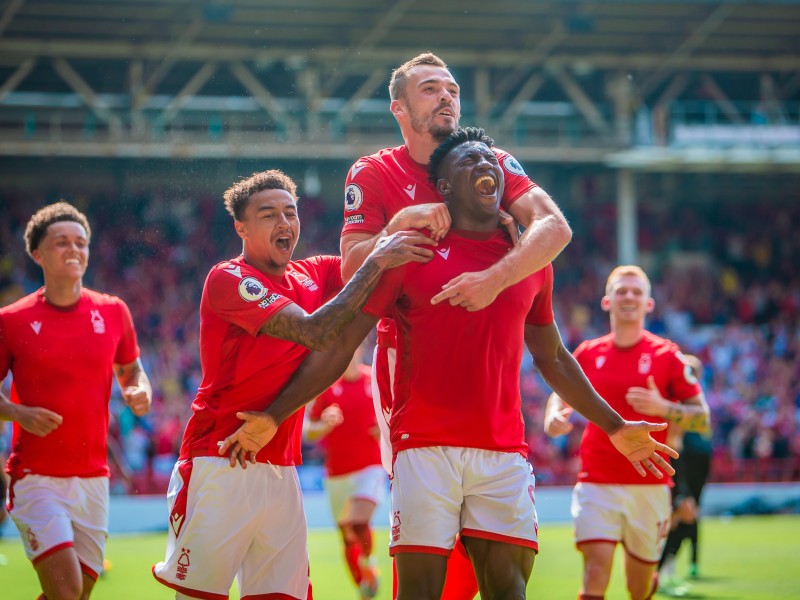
[90,310,105,334]
[503,155,526,176]
[638,353,652,374]
[238,277,268,302]
[345,183,364,211]
[258,293,281,309]
[222,264,242,279]
[596,356,606,369]
[30,321,42,335]
[436,247,451,260]
[403,183,416,200]
[345,214,365,226]
[350,162,366,178]
[175,547,191,581]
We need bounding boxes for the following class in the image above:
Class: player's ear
[437,178,451,196]
[390,99,404,117]
[645,297,655,313]
[600,295,611,312]
[234,220,247,240]
[31,248,43,267]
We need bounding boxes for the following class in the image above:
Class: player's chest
[10,309,119,366]
[584,350,667,396]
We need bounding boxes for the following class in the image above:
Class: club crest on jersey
[90,310,105,334]
[292,272,319,291]
[30,321,42,335]
[503,155,526,176]
[238,277,268,302]
[391,512,402,542]
[345,183,363,211]
[638,353,652,374]
[176,547,191,581]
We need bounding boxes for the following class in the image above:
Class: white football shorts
[152,456,309,599]
[325,464,387,524]
[389,446,538,556]
[7,474,108,580]
[571,482,671,563]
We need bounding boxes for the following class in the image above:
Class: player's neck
[42,277,83,307]
[610,320,645,348]
[242,250,287,280]
[404,133,439,165]
[451,211,500,233]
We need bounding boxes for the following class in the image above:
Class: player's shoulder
[0,290,40,316]
[575,333,614,356]
[493,146,527,177]
[82,287,127,309]
[349,146,405,172]
[642,330,682,356]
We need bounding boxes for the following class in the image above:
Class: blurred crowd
[1,191,797,493]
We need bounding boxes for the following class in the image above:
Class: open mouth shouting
[274,234,293,253]
[474,174,497,197]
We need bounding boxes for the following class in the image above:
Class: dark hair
[223,169,298,221]
[428,127,495,184]
[389,52,449,101]
[24,201,91,258]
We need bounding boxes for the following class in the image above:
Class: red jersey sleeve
[0,315,10,380]
[495,148,537,211]
[665,347,703,402]
[363,266,406,320]
[113,299,140,365]
[206,267,294,337]
[525,263,555,326]
[343,158,389,236]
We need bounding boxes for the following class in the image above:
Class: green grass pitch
[1,515,798,599]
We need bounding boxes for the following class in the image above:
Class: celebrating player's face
[604,275,653,322]
[403,65,461,141]
[237,189,300,272]
[442,141,505,223]
[33,221,89,280]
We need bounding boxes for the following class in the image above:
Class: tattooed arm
[625,378,710,433]
[260,230,431,351]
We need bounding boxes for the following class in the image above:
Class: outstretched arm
[432,187,571,311]
[263,230,431,351]
[525,322,678,478]
[219,312,380,465]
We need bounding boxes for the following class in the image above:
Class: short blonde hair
[605,265,651,296]
[389,52,449,101]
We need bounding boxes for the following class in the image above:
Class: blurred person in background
[339,51,572,600]
[152,170,432,600]
[658,354,713,596]
[545,265,710,600]
[304,341,385,599]
[0,201,152,600]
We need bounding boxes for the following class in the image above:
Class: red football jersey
[364,229,554,456]
[573,331,702,485]
[179,254,342,466]
[0,288,140,479]
[342,144,537,348]
[308,365,382,477]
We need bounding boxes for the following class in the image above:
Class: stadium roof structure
[1,0,799,168]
